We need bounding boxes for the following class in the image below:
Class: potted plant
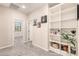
[61,32,76,47]
[61,30,77,54]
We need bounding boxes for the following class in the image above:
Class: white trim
[33,43,48,51]
[0,44,13,50]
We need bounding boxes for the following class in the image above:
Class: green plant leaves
[61,33,76,47]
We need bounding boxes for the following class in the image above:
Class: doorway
[14,19,25,47]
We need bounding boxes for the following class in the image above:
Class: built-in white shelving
[48,3,77,56]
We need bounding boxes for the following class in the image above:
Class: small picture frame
[37,22,41,28]
[41,15,47,23]
[61,44,69,52]
[70,46,76,55]
[51,42,59,49]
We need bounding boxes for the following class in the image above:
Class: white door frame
[12,18,27,46]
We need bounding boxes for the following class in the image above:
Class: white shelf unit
[48,3,77,56]
[61,20,77,28]
[49,22,61,28]
[49,5,61,23]
[61,3,77,28]
[49,46,61,55]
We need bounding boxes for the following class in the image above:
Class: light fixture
[22,5,26,8]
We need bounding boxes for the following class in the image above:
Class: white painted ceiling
[0,3,58,14]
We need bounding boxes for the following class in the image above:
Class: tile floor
[0,37,61,56]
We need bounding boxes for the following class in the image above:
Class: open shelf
[61,20,77,28]
[62,6,76,12]
[49,46,61,54]
[61,3,76,11]
[49,22,61,28]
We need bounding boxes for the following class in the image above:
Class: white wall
[0,6,27,48]
[28,4,49,51]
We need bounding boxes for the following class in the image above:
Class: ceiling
[0,3,58,14]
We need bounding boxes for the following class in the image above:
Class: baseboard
[0,44,13,50]
[33,43,48,51]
